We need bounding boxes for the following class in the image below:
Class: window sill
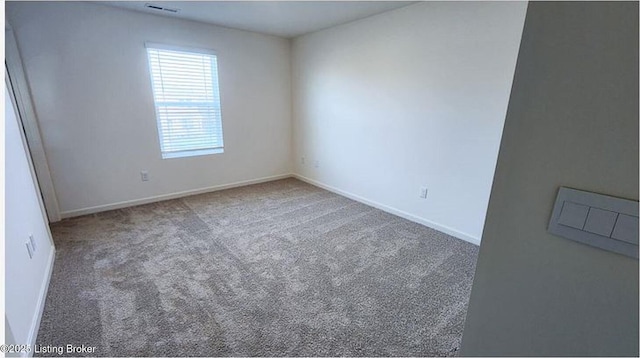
[162,148,224,159]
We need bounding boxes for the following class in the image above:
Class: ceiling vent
[144,3,180,13]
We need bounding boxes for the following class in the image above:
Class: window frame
[145,42,225,160]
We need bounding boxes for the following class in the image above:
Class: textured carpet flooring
[36,178,478,357]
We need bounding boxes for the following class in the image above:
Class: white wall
[6,2,292,217]
[5,85,56,348]
[291,1,527,243]
[461,2,638,356]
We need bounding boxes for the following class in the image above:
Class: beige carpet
[36,178,478,357]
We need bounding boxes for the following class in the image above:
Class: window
[146,43,224,159]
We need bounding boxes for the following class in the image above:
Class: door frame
[5,25,61,222]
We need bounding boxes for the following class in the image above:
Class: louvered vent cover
[144,3,180,13]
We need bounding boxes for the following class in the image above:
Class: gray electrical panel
[548,187,638,259]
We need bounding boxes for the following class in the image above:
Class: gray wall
[461,2,639,356]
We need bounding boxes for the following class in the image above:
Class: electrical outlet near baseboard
[29,234,37,252]
[26,242,33,259]
[419,186,428,199]
[141,170,149,182]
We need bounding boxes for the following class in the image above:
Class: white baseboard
[24,247,55,357]
[58,172,480,245]
[292,174,481,246]
[59,174,293,219]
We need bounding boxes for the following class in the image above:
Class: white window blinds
[146,43,224,159]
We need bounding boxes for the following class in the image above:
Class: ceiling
[98,1,415,38]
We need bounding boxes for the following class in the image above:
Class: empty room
[4,1,638,357]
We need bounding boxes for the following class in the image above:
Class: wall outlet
[419,186,428,199]
[141,171,149,182]
[25,242,33,259]
[314,160,320,168]
[301,156,305,165]
[29,234,37,252]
